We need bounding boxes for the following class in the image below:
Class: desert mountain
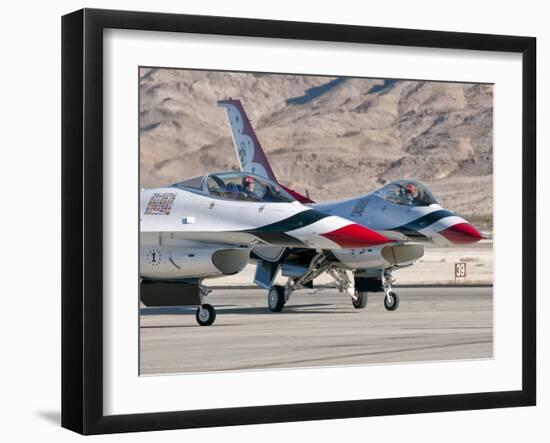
[139,68,493,229]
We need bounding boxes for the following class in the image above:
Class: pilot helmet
[404,183,418,197]
[242,175,254,186]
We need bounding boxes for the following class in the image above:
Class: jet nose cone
[322,223,394,248]
[439,222,483,244]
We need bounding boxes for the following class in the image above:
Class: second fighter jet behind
[218,98,485,313]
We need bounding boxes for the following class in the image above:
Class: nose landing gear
[382,270,399,311]
[383,291,399,311]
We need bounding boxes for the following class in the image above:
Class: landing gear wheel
[196,303,216,326]
[268,285,286,312]
[352,291,368,309]
[384,291,399,311]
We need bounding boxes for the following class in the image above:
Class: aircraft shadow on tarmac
[140,323,246,329]
[140,303,349,316]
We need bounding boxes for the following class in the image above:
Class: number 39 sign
[455,262,467,278]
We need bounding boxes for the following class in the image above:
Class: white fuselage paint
[141,187,339,247]
[140,186,392,279]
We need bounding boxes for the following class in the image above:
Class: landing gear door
[254,260,281,289]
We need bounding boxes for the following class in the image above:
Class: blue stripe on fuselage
[391,209,455,240]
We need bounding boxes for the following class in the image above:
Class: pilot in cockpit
[404,183,419,203]
[240,175,258,200]
[396,183,419,205]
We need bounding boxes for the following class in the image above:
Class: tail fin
[217,99,277,182]
[217,98,315,204]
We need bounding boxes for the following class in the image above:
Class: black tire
[352,291,368,309]
[196,303,216,326]
[384,291,399,311]
[268,285,285,312]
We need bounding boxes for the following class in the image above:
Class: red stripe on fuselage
[321,224,394,248]
[439,222,483,244]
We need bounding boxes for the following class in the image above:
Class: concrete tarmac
[139,287,493,375]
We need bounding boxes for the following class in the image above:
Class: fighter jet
[140,171,394,325]
[217,98,484,313]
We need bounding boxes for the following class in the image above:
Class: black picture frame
[61,8,536,435]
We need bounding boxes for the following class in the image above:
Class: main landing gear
[266,263,400,313]
[195,284,217,326]
[351,269,400,311]
[328,268,368,309]
[268,285,286,312]
[352,290,368,309]
[267,253,329,312]
[196,303,216,326]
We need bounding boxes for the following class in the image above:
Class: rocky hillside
[139,68,493,229]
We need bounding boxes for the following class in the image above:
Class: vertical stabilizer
[217,99,277,182]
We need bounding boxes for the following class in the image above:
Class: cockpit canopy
[375,180,438,206]
[172,172,296,204]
